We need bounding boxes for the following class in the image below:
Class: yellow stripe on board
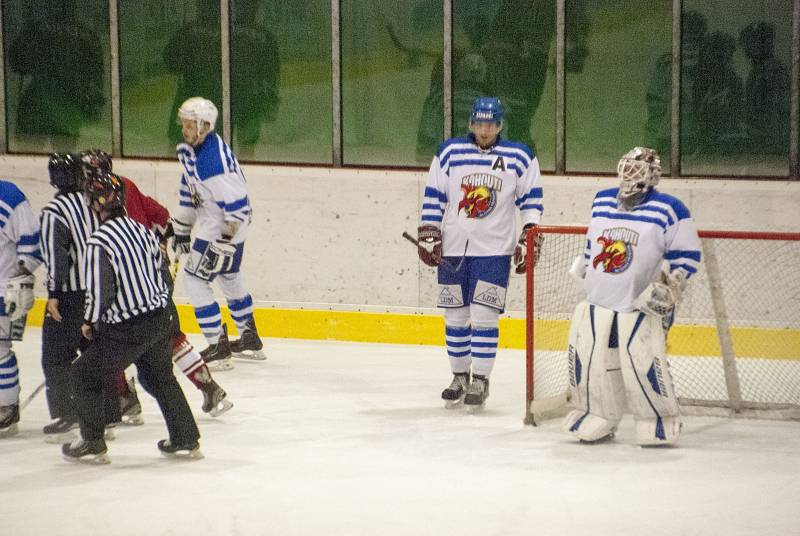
[23,299,799,361]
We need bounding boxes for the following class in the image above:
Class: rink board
[23,298,799,361]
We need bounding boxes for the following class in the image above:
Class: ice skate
[229,319,266,361]
[201,325,234,371]
[157,439,203,460]
[43,416,79,444]
[464,374,490,411]
[62,438,110,464]
[0,404,20,438]
[119,377,144,425]
[200,380,233,417]
[441,372,469,409]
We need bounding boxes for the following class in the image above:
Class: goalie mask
[616,147,661,210]
[85,171,126,214]
[48,153,83,193]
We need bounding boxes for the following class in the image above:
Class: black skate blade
[579,432,615,445]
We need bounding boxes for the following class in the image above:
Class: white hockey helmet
[616,147,661,209]
[177,97,218,131]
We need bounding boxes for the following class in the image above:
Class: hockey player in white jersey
[418,97,543,409]
[562,147,701,446]
[0,181,43,437]
[171,97,264,370]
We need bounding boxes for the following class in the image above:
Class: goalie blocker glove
[512,224,542,274]
[417,225,442,267]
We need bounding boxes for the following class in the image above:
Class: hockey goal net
[524,225,800,424]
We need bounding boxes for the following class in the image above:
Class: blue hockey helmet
[470,97,504,124]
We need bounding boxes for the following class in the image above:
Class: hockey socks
[172,332,211,389]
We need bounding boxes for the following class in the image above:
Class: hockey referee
[62,171,200,463]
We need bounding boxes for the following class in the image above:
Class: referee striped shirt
[83,215,169,324]
[40,192,98,294]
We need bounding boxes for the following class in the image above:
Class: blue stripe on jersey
[670,263,698,275]
[645,190,691,220]
[422,203,443,211]
[0,205,9,220]
[665,250,701,262]
[498,139,534,160]
[520,203,544,212]
[592,200,617,210]
[448,158,497,170]
[225,196,249,212]
[421,215,443,222]
[637,204,675,226]
[194,133,226,181]
[179,201,193,207]
[596,187,619,200]
[0,180,26,210]
[515,187,544,207]
[17,233,39,246]
[195,303,221,319]
[446,340,470,348]
[591,211,668,230]
[423,186,447,203]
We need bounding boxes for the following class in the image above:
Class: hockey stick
[20,381,45,411]
[402,232,469,273]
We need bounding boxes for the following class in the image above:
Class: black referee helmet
[48,152,83,192]
[85,170,126,213]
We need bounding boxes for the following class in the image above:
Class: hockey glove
[417,225,443,267]
[513,224,543,274]
[4,268,35,322]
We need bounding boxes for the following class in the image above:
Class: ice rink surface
[2,328,798,536]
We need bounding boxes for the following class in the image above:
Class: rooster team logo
[458,173,502,219]
[592,227,639,274]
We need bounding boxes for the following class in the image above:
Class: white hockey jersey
[174,132,252,244]
[420,135,543,256]
[0,181,42,290]
[582,187,702,312]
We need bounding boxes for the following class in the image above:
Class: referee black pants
[41,291,86,420]
[72,306,200,444]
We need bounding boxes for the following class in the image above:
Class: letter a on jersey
[492,156,506,172]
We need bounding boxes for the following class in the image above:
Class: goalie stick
[402,232,469,273]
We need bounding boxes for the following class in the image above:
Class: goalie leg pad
[561,302,626,442]
[616,311,681,445]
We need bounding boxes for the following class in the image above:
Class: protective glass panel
[341,0,443,166]
[565,1,671,173]
[3,0,111,153]
[230,0,332,163]
[452,0,561,171]
[119,0,221,157]
[680,1,793,176]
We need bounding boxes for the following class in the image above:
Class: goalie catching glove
[512,224,543,274]
[4,266,35,322]
[634,270,687,318]
[417,225,442,267]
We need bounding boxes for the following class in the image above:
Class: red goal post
[524,225,800,425]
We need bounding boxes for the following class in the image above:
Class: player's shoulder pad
[595,187,619,200]
[194,132,226,181]
[0,179,27,210]
[497,139,535,160]
[435,136,471,159]
[646,189,691,220]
